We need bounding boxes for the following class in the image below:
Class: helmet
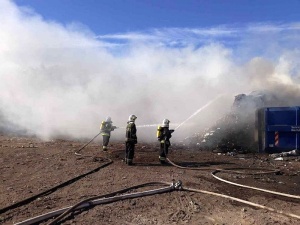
[128,114,137,122]
[106,117,112,122]
[162,119,170,127]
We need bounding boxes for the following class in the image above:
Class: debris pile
[186,91,280,153]
[270,149,300,158]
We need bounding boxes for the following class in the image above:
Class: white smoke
[1,0,300,141]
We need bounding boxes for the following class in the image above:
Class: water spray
[117,124,159,129]
[118,95,223,131]
[136,124,159,128]
[175,94,224,130]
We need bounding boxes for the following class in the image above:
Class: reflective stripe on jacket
[100,121,114,136]
[126,122,137,142]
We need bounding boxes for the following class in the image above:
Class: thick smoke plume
[1,0,300,142]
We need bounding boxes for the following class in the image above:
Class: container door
[264,107,300,153]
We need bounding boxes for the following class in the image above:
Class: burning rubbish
[186,90,300,153]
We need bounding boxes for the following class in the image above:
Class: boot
[159,156,166,164]
[127,159,133,166]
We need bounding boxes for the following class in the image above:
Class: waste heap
[186,91,279,153]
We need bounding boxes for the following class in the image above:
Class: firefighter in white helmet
[125,114,137,165]
[100,116,117,151]
[157,119,174,164]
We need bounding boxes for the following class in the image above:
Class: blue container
[256,107,300,153]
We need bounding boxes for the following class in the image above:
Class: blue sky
[14,0,300,35]
[13,0,300,60]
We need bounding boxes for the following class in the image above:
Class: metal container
[256,107,300,153]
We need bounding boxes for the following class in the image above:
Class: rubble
[185,90,297,153]
[270,149,300,158]
[274,157,284,161]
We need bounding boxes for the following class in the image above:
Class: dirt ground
[0,134,300,225]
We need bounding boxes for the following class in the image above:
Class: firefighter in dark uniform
[125,114,137,165]
[157,119,174,164]
[100,117,117,151]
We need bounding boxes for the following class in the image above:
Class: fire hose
[211,170,300,199]
[74,132,101,155]
[15,181,182,225]
[0,133,109,215]
[46,181,174,225]
[166,157,300,199]
[0,158,112,215]
[183,187,300,220]
[14,178,300,225]
[14,155,300,224]
[6,132,300,224]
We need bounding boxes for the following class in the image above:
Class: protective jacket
[100,121,116,136]
[157,127,172,144]
[126,121,137,143]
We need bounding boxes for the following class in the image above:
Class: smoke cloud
[1,0,300,141]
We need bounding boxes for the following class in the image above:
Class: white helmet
[106,117,112,122]
[162,119,170,127]
[128,114,137,122]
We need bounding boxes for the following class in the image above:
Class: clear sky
[14,0,300,35]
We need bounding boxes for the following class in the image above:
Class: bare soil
[0,134,300,225]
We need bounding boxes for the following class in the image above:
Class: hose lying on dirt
[46,181,174,225]
[211,170,300,199]
[15,179,300,225]
[166,157,300,199]
[1,132,112,216]
[0,132,108,214]
[183,187,300,220]
[166,157,279,174]
[7,134,300,224]
[0,158,112,215]
[166,157,300,219]
[166,157,300,195]
[15,181,182,225]
[0,132,109,215]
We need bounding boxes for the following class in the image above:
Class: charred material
[188,91,280,153]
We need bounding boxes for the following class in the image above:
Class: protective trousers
[159,141,170,162]
[125,141,135,165]
[102,136,110,151]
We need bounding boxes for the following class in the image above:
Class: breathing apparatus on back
[100,116,118,132]
[157,119,174,140]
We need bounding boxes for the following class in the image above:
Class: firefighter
[100,117,117,151]
[125,114,137,165]
[157,119,174,164]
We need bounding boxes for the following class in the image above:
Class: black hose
[75,132,101,154]
[16,179,300,225]
[0,132,107,215]
[0,159,112,215]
